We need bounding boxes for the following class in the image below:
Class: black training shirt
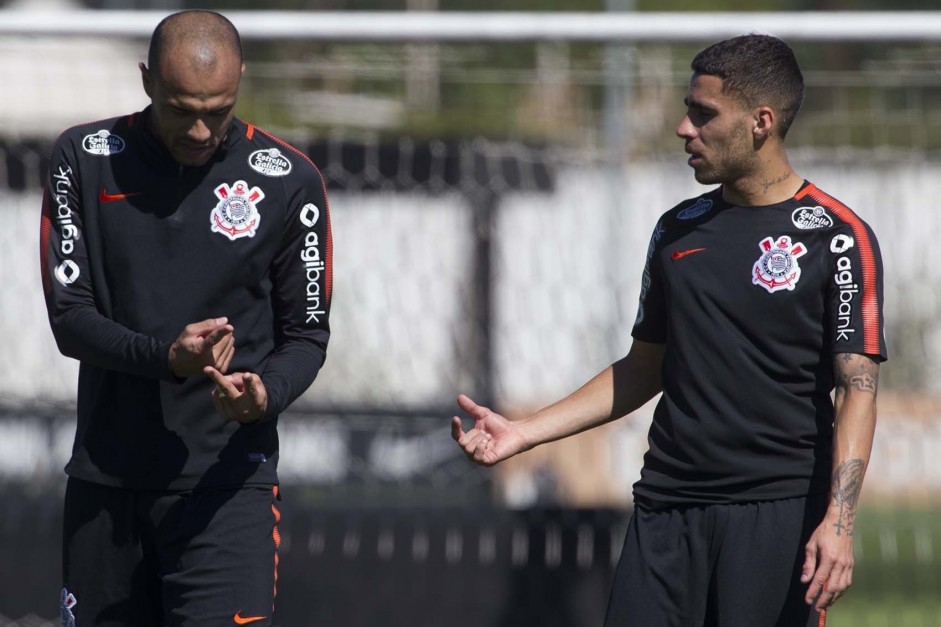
[632,182,886,506]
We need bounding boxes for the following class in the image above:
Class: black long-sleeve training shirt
[40,107,332,490]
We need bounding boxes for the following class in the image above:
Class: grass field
[825,505,941,627]
[828,600,941,627]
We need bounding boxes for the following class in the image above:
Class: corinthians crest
[752,235,807,293]
[210,180,265,241]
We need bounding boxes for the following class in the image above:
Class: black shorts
[604,496,827,627]
[61,477,282,627]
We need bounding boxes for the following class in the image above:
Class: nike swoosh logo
[99,188,142,203]
[233,612,267,625]
[671,247,706,261]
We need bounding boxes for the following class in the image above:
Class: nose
[676,115,695,139]
[188,117,211,143]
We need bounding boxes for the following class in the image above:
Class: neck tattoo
[761,171,791,194]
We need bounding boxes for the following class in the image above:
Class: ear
[752,105,775,140]
[241,62,246,76]
[139,62,154,99]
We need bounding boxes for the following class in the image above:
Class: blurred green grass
[827,505,941,627]
[827,601,941,627]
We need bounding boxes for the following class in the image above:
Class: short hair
[691,34,804,138]
[148,10,243,76]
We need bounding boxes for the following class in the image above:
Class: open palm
[451,394,528,466]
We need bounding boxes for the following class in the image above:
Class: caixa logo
[82,130,126,156]
[299,203,326,324]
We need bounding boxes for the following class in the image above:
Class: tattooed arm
[801,352,880,611]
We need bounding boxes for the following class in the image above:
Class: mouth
[177,143,216,163]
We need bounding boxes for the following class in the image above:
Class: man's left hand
[204,367,268,423]
[801,514,855,611]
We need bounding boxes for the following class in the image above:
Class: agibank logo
[831,233,858,341]
[752,235,807,293]
[299,203,326,324]
[210,180,264,241]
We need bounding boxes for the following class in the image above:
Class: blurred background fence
[2,3,941,626]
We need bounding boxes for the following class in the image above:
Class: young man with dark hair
[452,34,885,626]
[40,10,332,626]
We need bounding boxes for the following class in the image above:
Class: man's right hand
[451,394,529,466]
[168,317,235,377]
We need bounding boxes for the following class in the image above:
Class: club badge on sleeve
[752,235,807,293]
[210,180,265,241]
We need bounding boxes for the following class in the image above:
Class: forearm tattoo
[835,353,879,395]
[831,459,865,536]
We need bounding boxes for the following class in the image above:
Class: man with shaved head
[143,11,244,167]
[41,10,332,626]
